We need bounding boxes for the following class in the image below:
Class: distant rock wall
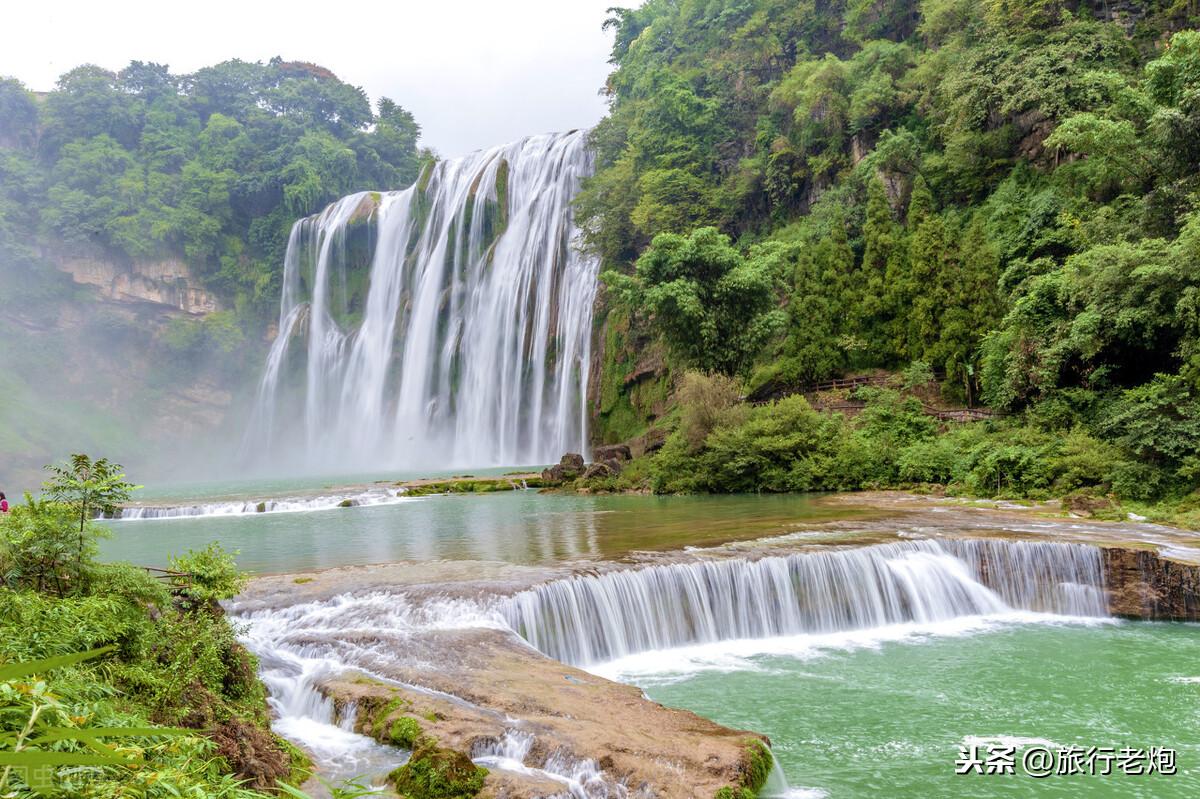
[1103,547,1200,621]
[53,251,220,315]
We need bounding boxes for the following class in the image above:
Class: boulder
[388,740,487,797]
[602,458,623,476]
[542,453,586,482]
[593,444,632,463]
[583,463,612,480]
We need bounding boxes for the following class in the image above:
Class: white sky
[0,0,618,159]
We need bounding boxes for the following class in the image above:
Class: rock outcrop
[1102,547,1200,621]
[593,443,632,463]
[541,453,585,482]
[54,251,220,315]
[322,628,771,799]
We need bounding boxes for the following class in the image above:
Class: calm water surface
[100,489,860,572]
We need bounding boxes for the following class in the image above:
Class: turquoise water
[99,490,857,572]
[98,481,1200,797]
[631,620,1200,798]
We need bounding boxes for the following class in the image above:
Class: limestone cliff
[52,250,221,315]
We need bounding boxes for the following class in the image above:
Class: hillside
[580,0,1200,520]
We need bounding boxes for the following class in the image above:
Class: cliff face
[1103,547,1200,621]
[53,251,221,315]
[0,247,245,488]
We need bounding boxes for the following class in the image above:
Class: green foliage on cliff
[585,0,1200,506]
[0,58,423,315]
[604,227,787,375]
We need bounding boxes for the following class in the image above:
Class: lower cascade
[234,538,1108,792]
[500,539,1108,666]
[244,130,599,472]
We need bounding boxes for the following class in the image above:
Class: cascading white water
[501,539,1108,666]
[106,487,414,520]
[243,612,405,784]
[235,538,1108,792]
[245,130,599,472]
[472,730,612,798]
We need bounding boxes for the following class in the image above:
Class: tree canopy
[0,58,424,314]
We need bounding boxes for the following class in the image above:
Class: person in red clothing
[0,492,8,513]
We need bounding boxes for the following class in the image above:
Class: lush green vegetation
[0,455,308,797]
[0,58,423,315]
[583,0,1200,519]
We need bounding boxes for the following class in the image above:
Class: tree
[607,227,786,376]
[0,495,110,596]
[0,78,38,150]
[42,455,137,577]
[168,542,247,609]
[935,215,1001,403]
[857,177,903,360]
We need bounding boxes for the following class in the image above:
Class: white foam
[473,730,617,798]
[962,735,1060,749]
[110,488,420,520]
[590,613,1112,684]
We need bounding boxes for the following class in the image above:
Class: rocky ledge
[319,628,771,799]
[1103,547,1200,620]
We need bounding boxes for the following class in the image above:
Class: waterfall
[245,130,599,472]
[242,608,407,784]
[500,539,1108,666]
[235,538,1108,791]
[105,487,414,520]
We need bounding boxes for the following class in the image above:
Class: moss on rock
[713,739,773,799]
[389,715,423,748]
[388,740,487,798]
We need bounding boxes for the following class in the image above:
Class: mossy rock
[743,738,773,793]
[276,734,314,788]
[714,788,756,799]
[389,715,422,748]
[713,739,772,798]
[400,477,542,497]
[388,740,487,798]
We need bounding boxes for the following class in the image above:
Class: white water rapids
[243,130,599,473]
[234,538,1109,794]
[106,487,416,520]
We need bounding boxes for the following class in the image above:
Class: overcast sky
[1,0,619,159]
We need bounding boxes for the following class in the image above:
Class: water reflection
[100,491,855,573]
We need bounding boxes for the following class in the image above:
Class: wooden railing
[141,566,194,590]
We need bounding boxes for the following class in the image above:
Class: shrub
[897,435,966,484]
[169,542,248,606]
[901,360,935,389]
[678,371,744,452]
[1046,430,1122,494]
[0,495,110,596]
